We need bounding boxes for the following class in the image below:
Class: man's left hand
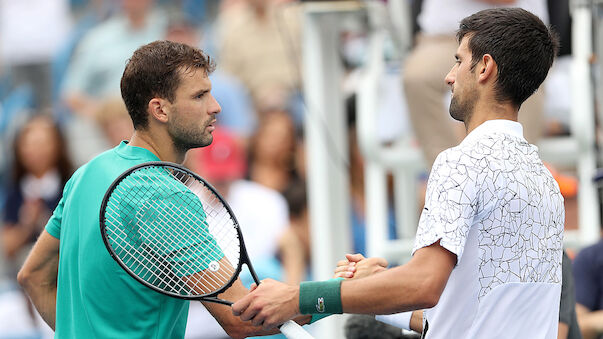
[232,279,301,329]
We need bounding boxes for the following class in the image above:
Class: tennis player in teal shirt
[18,40,310,338]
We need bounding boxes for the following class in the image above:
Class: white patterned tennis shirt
[414,119,564,339]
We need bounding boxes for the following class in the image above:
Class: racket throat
[200,297,233,306]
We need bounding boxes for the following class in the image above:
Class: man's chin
[449,109,465,122]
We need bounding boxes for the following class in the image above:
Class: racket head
[99,161,255,301]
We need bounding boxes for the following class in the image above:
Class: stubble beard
[168,118,214,153]
[449,89,478,125]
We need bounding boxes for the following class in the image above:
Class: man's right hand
[333,253,388,279]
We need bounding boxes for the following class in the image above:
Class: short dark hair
[120,40,215,129]
[457,8,559,107]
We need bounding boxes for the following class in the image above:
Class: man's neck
[129,130,185,164]
[464,100,518,135]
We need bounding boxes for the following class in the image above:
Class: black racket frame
[99,161,259,306]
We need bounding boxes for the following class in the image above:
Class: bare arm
[233,241,456,329]
[17,230,60,330]
[203,279,312,338]
[335,253,425,332]
[341,242,456,314]
[576,303,603,339]
[184,258,310,338]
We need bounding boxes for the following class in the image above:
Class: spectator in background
[1,115,73,272]
[61,0,166,118]
[1,115,72,331]
[572,231,603,339]
[247,109,299,193]
[216,0,302,116]
[185,128,289,338]
[279,178,311,285]
[189,128,289,281]
[0,0,72,109]
[403,0,549,168]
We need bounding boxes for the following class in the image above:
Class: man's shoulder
[66,146,144,191]
[435,132,537,170]
[433,143,488,172]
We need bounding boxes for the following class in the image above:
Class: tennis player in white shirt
[232,7,563,339]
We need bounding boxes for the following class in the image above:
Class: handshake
[231,253,389,329]
[332,253,389,280]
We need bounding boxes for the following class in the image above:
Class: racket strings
[136,192,234,291]
[103,165,242,297]
[109,170,235,294]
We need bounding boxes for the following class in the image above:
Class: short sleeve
[572,245,600,310]
[45,174,76,239]
[413,150,479,263]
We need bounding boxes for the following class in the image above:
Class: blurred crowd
[0,0,601,339]
[0,0,312,337]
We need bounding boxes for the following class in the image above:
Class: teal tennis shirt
[45,141,189,338]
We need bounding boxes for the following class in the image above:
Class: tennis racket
[99,161,313,338]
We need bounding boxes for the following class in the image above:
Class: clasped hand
[333,253,389,279]
[231,253,388,330]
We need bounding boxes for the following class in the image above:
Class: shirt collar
[114,140,160,161]
[460,119,524,146]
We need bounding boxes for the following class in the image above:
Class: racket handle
[279,320,314,339]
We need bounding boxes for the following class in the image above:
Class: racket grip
[279,320,314,339]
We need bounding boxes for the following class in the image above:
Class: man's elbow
[419,290,440,309]
[416,278,445,309]
[17,267,31,290]
[16,265,43,292]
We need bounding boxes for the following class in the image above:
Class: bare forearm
[17,231,60,330]
[231,242,454,329]
[22,281,57,330]
[341,265,438,314]
[341,244,455,314]
[410,310,423,333]
[206,279,311,338]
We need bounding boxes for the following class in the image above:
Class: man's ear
[477,54,496,83]
[148,98,169,124]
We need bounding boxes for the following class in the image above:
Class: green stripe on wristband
[299,278,343,315]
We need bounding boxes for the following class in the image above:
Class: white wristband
[375,311,412,331]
